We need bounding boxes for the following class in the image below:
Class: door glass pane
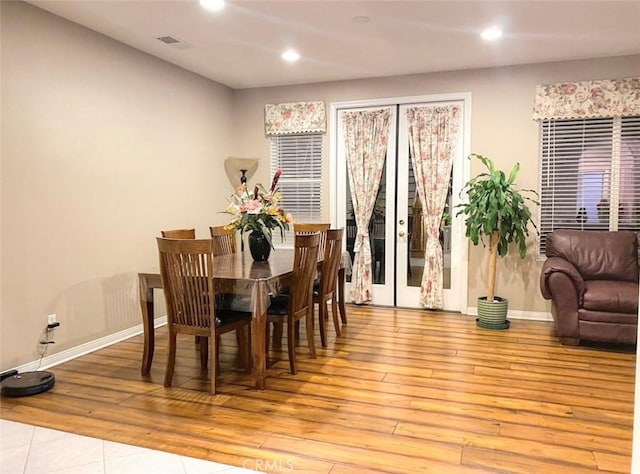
[442,174,452,290]
[345,159,387,284]
[407,156,452,289]
[407,158,423,287]
[345,175,355,283]
[372,162,386,284]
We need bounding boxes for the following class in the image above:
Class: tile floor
[0,419,258,474]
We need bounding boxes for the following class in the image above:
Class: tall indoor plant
[456,153,538,329]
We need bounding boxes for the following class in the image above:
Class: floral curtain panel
[343,108,392,304]
[264,101,326,135]
[532,77,640,120]
[407,104,461,309]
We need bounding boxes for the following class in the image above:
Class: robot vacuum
[0,370,55,397]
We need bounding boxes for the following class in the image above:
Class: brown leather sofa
[540,229,639,345]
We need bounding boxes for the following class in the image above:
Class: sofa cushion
[579,318,638,344]
[546,230,638,282]
[579,309,638,325]
[582,280,639,313]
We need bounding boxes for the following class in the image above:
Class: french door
[333,95,469,311]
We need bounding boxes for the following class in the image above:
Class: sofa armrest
[540,257,585,303]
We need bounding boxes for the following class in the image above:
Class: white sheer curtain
[406,105,460,309]
[343,108,392,303]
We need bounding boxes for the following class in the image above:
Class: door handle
[399,231,406,237]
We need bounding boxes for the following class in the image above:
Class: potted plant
[456,153,538,329]
[222,169,294,261]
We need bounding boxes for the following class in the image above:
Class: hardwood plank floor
[1,306,635,473]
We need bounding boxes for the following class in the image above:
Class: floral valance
[532,77,640,120]
[264,101,326,135]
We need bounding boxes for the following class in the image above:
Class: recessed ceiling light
[352,15,370,24]
[200,0,225,12]
[281,49,300,62]
[481,26,503,41]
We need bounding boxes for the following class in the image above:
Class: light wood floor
[1,307,636,473]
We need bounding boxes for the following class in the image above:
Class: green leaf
[507,163,520,184]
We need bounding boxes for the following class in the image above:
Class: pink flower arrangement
[223,169,293,247]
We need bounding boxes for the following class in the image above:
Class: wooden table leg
[251,281,268,390]
[139,273,162,375]
[139,276,154,375]
[338,267,347,324]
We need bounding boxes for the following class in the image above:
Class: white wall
[1,1,236,369]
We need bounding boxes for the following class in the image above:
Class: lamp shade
[224,157,259,187]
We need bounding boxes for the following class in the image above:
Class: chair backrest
[156,238,215,330]
[320,229,344,295]
[373,219,385,239]
[209,225,237,256]
[294,223,330,261]
[346,219,357,238]
[290,233,320,318]
[161,228,196,239]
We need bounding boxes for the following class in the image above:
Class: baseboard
[11,308,550,373]
[14,317,167,373]
[466,306,553,322]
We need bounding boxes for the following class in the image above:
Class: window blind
[270,133,323,244]
[539,116,640,255]
[619,116,640,231]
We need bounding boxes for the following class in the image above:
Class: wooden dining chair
[265,233,320,375]
[372,219,386,284]
[209,225,237,256]
[294,223,330,261]
[160,228,209,350]
[210,223,252,307]
[209,224,250,362]
[156,237,252,394]
[313,228,344,348]
[268,223,329,347]
[345,219,357,263]
[161,228,196,239]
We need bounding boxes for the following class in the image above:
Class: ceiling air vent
[157,36,180,44]
[156,36,193,50]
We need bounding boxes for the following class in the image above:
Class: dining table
[139,249,349,390]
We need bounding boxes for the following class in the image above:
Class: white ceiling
[28,1,640,90]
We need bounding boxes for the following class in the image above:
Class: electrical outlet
[47,314,57,325]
